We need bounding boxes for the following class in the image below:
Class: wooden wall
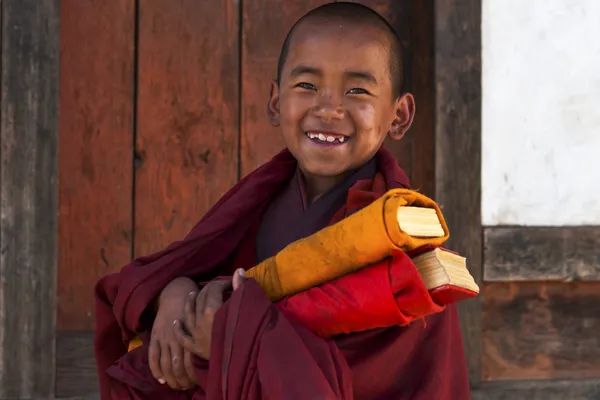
[2,0,597,399]
[54,0,434,397]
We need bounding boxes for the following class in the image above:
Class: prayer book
[397,206,445,238]
[412,247,480,304]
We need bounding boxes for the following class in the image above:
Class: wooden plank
[0,0,59,397]
[135,0,240,256]
[240,0,328,177]
[434,0,483,388]
[58,0,135,331]
[484,226,600,282]
[56,332,98,398]
[483,282,600,381]
[472,379,600,400]
[384,0,435,198]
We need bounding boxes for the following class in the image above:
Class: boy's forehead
[284,21,391,73]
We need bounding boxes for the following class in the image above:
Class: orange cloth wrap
[245,189,449,302]
[127,189,448,352]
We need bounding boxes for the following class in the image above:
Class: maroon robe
[94,148,470,399]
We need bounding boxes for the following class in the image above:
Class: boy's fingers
[148,339,163,383]
[159,344,181,390]
[170,342,192,389]
[232,269,247,291]
[195,286,209,327]
[170,341,185,379]
[184,291,197,331]
[183,350,196,385]
[174,320,197,353]
[203,281,228,317]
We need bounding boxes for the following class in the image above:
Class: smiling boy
[94,3,470,399]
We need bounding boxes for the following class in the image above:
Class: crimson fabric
[94,148,470,399]
[275,251,445,338]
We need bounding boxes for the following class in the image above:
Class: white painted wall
[482,0,600,226]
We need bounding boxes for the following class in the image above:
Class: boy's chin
[298,160,352,179]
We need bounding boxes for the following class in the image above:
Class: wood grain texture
[484,226,600,281]
[58,0,135,331]
[134,0,240,256]
[384,0,435,198]
[0,0,59,397]
[434,0,483,388]
[56,332,99,398]
[472,379,600,400]
[483,282,600,381]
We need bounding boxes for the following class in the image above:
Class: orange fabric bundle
[127,189,448,352]
[245,189,449,302]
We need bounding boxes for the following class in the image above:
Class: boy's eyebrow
[289,64,378,85]
[345,70,378,84]
[290,65,322,78]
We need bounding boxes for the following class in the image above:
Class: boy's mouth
[305,131,349,145]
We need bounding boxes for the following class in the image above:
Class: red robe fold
[94,148,470,399]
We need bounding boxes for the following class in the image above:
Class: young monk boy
[94,2,470,399]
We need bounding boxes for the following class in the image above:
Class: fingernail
[189,291,196,297]
[158,378,166,385]
[238,269,246,277]
[173,320,178,326]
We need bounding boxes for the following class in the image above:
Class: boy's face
[268,21,414,179]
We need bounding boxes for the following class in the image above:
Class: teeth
[306,132,347,143]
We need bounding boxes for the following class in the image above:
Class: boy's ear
[267,80,281,127]
[388,93,415,141]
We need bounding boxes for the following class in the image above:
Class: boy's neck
[301,170,350,205]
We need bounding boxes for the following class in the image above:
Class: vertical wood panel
[483,282,600,381]
[0,0,59,397]
[58,0,135,331]
[405,0,434,197]
[382,0,435,198]
[135,0,239,256]
[434,0,483,388]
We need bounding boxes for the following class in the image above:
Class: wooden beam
[434,0,483,388]
[472,379,600,400]
[484,226,600,281]
[482,282,600,381]
[56,332,98,398]
[0,0,59,398]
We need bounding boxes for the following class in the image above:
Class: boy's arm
[140,277,198,330]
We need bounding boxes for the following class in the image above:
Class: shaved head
[276,2,404,98]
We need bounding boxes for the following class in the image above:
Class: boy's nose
[313,98,344,121]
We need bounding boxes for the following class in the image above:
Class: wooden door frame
[433,0,482,391]
[0,0,486,398]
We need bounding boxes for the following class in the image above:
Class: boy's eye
[347,88,370,95]
[295,82,316,91]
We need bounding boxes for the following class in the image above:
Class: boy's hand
[149,277,198,390]
[174,269,247,359]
